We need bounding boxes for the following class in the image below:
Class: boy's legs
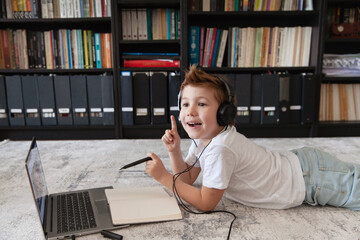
[292,147,360,210]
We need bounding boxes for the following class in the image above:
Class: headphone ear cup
[217,102,237,126]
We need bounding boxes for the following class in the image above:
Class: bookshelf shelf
[121,55,180,60]
[325,39,360,42]
[0,69,114,74]
[187,11,320,28]
[0,18,112,31]
[327,0,360,6]
[203,67,316,73]
[0,125,115,130]
[117,0,179,8]
[120,67,180,72]
[317,122,360,137]
[0,17,111,23]
[322,77,360,83]
[0,127,117,140]
[119,39,180,44]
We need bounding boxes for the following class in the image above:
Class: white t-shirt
[185,125,306,209]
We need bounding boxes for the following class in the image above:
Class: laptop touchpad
[95,200,110,215]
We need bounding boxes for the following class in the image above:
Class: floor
[1,137,360,239]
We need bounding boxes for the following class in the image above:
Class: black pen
[101,230,123,240]
[120,156,152,170]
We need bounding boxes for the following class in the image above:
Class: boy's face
[179,85,223,142]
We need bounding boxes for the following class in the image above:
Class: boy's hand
[161,115,181,153]
[145,152,170,183]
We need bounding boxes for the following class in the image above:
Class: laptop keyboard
[56,191,97,233]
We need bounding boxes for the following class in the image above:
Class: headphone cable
[172,139,237,240]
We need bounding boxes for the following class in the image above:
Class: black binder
[168,72,181,123]
[54,75,73,125]
[250,74,262,124]
[261,74,279,124]
[301,73,316,124]
[37,75,57,126]
[101,75,115,125]
[21,75,41,126]
[5,75,25,126]
[87,75,103,125]
[150,72,168,124]
[70,75,89,125]
[120,71,134,125]
[234,74,251,124]
[133,72,150,125]
[278,74,290,124]
[223,73,236,88]
[289,74,303,123]
[0,76,9,126]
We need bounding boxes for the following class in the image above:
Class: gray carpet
[1,137,360,239]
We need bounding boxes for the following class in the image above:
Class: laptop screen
[25,139,48,231]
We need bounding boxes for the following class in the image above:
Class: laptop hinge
[45,195,53,237]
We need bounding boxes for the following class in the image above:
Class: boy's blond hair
[181,65,236,125]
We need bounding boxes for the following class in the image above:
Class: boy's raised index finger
[170,115,178,132]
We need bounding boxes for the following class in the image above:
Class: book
[105,187,182,225]
[188,26,200,65]
[215,29,228,67]
[211,29,222,67]
[123,59,180,68]
[94,33,102,68]
[207,27,217,67]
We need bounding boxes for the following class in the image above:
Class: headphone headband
[217,75,234,104]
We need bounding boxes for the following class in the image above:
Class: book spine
[2,29,11,69]
[78,29,84,69]
[188,26,200,65]
[104,33,111,68]
[83,30,89,69]
[211,29,222,67]
[66,29,73,69]
[95,32,102,68]
[216,29,228,67]
[87,30,93,69]
[207,27,217,67]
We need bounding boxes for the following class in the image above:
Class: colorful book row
[121,8,180,40]
[327,6,360,38]
[319,83,360,122]
[188,0,314,12]
[0,0,111,19]
[189,26,228,67]
[228,26,312,68]
[189,26,312,68]
[0,28,112,70]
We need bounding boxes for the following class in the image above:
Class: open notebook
[105,187,183,225]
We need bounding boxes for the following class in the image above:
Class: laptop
[25,137,120,239]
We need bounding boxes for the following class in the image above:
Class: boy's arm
[163,115,200,185]
[163,173,225,212]
[146,152,225,212]
[168,150,201,185]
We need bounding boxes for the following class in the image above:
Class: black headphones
[178,76,236,126]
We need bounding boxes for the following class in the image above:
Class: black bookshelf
[1,0,360,140]
[0,125,117,140]
[0,1,119,140]
[318,0,360,128]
